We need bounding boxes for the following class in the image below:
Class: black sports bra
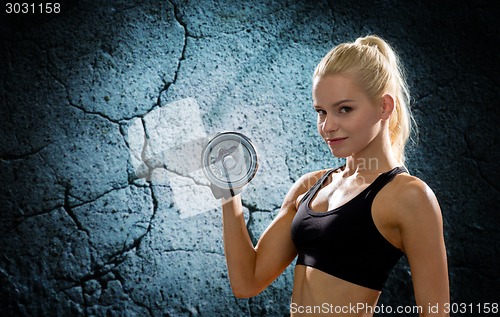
[290,166,407,291]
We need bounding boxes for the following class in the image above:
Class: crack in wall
[112,269,155,317]
[0,94,22,156]
[59,183,156,293]
[462,131,499,193]
[59,250,130,292]
[134,117,152,180]
[247,296,255,317]
[129,295,154,317]
[163,167,209,188]
[64,181,159,291]
[46,53,126,125]
[0,143,50,162]
[185,28,248,40]
[242,200,280,213]
[414,76,458,105]
[158,0,188,107]
[276,110,296,184]
[284,154,296,183]
[451,264,497,281]
[63,186,90,235]
[67,100,122,125]
[144,182,159,239]
[8,181,132,232]
[161,248,224,257]
[0,152,66,232]
[45,44,173,127]
[241,200,279,245]
[245,210,256,244]
[129,115,210,188]
[45,58,128,126]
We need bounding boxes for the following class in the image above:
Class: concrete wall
[1,0,498,316]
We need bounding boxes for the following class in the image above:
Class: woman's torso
[290,167,408,317]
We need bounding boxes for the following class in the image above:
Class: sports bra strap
[301,166,408,206]
[364,166,408,200]
[301,168,337,205]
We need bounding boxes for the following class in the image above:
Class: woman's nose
[321,115,338,133]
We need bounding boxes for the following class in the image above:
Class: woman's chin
[329,148,350,158]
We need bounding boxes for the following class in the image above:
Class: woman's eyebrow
[314,99,355,108]
[332,99,355,106]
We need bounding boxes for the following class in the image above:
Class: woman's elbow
[230,282,262,298]
[232,289,253,299]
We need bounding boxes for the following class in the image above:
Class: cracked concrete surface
[1,0,499,316]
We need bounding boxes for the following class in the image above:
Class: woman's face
[312,74,384,158]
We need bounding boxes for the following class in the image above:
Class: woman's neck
[344,155,399,175]
[343,131,400,175]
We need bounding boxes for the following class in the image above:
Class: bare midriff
[291,265,381,317]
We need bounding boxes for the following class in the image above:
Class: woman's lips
[327,137,347,145]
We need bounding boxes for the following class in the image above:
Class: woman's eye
[339,106,352,114]
[315,109,326,116]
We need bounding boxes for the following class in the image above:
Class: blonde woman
[215,35,449,316]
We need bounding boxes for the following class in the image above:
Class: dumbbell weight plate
[201,132,258,189]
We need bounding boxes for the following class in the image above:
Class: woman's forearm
[221,195,259,297]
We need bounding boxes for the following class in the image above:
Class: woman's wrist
[210,183,242,200]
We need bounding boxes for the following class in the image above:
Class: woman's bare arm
[397,178,450,317]
[221,171,321,298]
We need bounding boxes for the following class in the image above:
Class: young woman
[216,35,449,316]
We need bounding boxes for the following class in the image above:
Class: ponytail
[314,35,416,164]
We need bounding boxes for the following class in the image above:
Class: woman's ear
[381,94,395,120]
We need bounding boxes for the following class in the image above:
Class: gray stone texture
[0,0,498,316]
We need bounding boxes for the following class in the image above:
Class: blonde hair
[314,35,416,164]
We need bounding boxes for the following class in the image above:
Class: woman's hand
[210,183,242,200]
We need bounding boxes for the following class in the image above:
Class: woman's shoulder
[391,172,436,202]
[386,172,444,251]
[388,172,441,219]
[284,167,343,210]
[295,166,343,192]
